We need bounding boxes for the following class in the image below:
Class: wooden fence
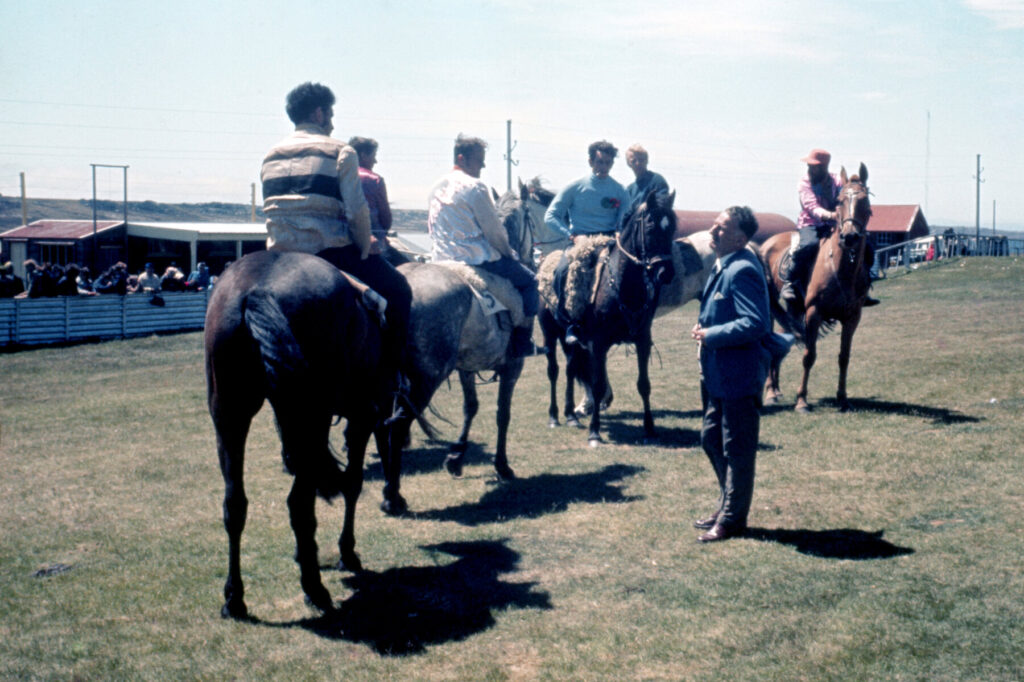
[0,291,211,348]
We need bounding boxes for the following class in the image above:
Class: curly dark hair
[285,82,335,125]
[588,140,618,162]
[347,136,378,157]
[725,205,759,239]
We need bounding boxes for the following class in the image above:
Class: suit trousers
[700,383,760,528]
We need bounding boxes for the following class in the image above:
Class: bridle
[615,205,674,273]
[602,203,675,332]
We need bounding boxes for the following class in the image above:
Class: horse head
[620,189,677,286]
[497,184,539,269]
[836,163,871,253]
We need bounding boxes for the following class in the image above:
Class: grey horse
[379,184,538,515]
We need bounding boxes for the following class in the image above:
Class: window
[38,243,74,266]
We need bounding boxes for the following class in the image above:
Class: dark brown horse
[760,164,872,412]
[539,190,677,445]
[205,250,393,618]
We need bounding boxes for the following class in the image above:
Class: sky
[3,0,1024,229]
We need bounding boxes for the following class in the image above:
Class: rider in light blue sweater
[545,140,630,239]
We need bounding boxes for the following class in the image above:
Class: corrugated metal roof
[674,210,797,244]
[0,219,123,240]
[867,205,921,233]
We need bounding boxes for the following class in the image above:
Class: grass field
[2,257,1023,680]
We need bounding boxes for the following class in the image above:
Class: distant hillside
[0,196,428,232]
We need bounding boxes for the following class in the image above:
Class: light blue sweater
[544,174,630,238]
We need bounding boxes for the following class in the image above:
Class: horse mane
[526,177,556,207]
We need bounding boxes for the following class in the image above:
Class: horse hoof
[763,394,778,406]
[588,435,603,448]
[221,601,248,620]
[566,416,583,429]
[380,495,408,516]
[337,551,363,573]
[495,464,516,481]
[795,404,812,414]
[549,418,560,428]
[445,455,464,478]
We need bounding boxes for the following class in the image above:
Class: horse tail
[243,288,346,501]
[759,248,806,343]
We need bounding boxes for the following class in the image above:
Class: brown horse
[760,164,872,412]
[205,250,393,618]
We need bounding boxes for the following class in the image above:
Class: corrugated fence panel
[1,291,211,348]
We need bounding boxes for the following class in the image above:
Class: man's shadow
[746,527,914,559]
[413,463,644,526]
[254,539,551,656]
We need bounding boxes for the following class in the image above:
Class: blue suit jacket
[698,248,772,399]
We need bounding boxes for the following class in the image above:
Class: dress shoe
[697,523,745,543]
[693,513,719,530]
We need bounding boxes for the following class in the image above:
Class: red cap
[801,148,831,166]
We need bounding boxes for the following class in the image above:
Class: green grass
[2,257,1023,680]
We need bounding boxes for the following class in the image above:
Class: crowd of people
[0,260,216,299]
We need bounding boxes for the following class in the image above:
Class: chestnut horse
[205,250,393,618]
[760,164,872,412]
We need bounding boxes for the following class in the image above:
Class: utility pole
[251,183,257,222]
[992,199,996,235]
[504,119,518,192]
[91,163,129,273]
[924,111,930,216]
[20,172,28,226]
[973,154,983,244]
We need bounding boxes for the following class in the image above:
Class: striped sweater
[260,124,371,255]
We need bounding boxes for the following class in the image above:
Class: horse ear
[840,166,849,185]
[859,163,868,185]
[491,187,500,202]
[518,178,528,201]
[665,189,676,210]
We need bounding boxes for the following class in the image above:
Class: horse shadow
[413,463,645,526]
[814,396,980,424]
[361,442,454,482]
[598,408,703,447]
[253,539,551,655]
[745,527,914,560]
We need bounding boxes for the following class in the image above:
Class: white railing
[0,291,211,348]
[873,234,1023,278]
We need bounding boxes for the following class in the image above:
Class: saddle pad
[433,261,526,327]
[535,234,615,320]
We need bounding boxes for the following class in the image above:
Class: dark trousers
[700,383,760,528]
[317,245,412,370]
[478,256,539,320]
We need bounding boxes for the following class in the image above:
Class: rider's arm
[337,146,372,259]
[798,178,837,222]
[469,184,516,259]
[544,183,576,239]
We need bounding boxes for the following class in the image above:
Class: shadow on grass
[413,463,644,526]
[746,527,915,560]
[814,396,980,424]
[254,539,551,655]
[591,408,703,447]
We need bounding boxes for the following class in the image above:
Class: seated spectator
[137,262,162,293]
[56,264,82,296]
[0,261,25,298]
[185,261,211,291]
[95,262,129,295]
[25,260,58,298]
[76,266,96,295]
[161,264,186,292]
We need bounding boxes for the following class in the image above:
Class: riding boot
[509,325,541,358]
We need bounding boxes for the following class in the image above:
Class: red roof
[867,205,923,233]
[0,219,124,241]
[674,210,796,244]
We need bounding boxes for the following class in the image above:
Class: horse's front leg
[635,331,656,442]
[796,312,822,413]
[763,354,783,405]
[836,310,862,412]
[446,370,479,477]
[286,474,333,613]
[493,359,524,480]
[377,415,410,516]
[587,342,609,446]
[541,310,563,427]
[564,344,585,428]
[337,418,372,571]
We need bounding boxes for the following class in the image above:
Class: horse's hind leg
[492,360,523,481]
[796,315,821,413]
[214,413,253,620]
[339,418,372,571]
[446,370,479,477]
[279,414,335,613]
[542,313,562,428]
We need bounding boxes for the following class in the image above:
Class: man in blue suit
[690,206,772,542]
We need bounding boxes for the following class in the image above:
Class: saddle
[537,234,616,322]
[433,261,526,327]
